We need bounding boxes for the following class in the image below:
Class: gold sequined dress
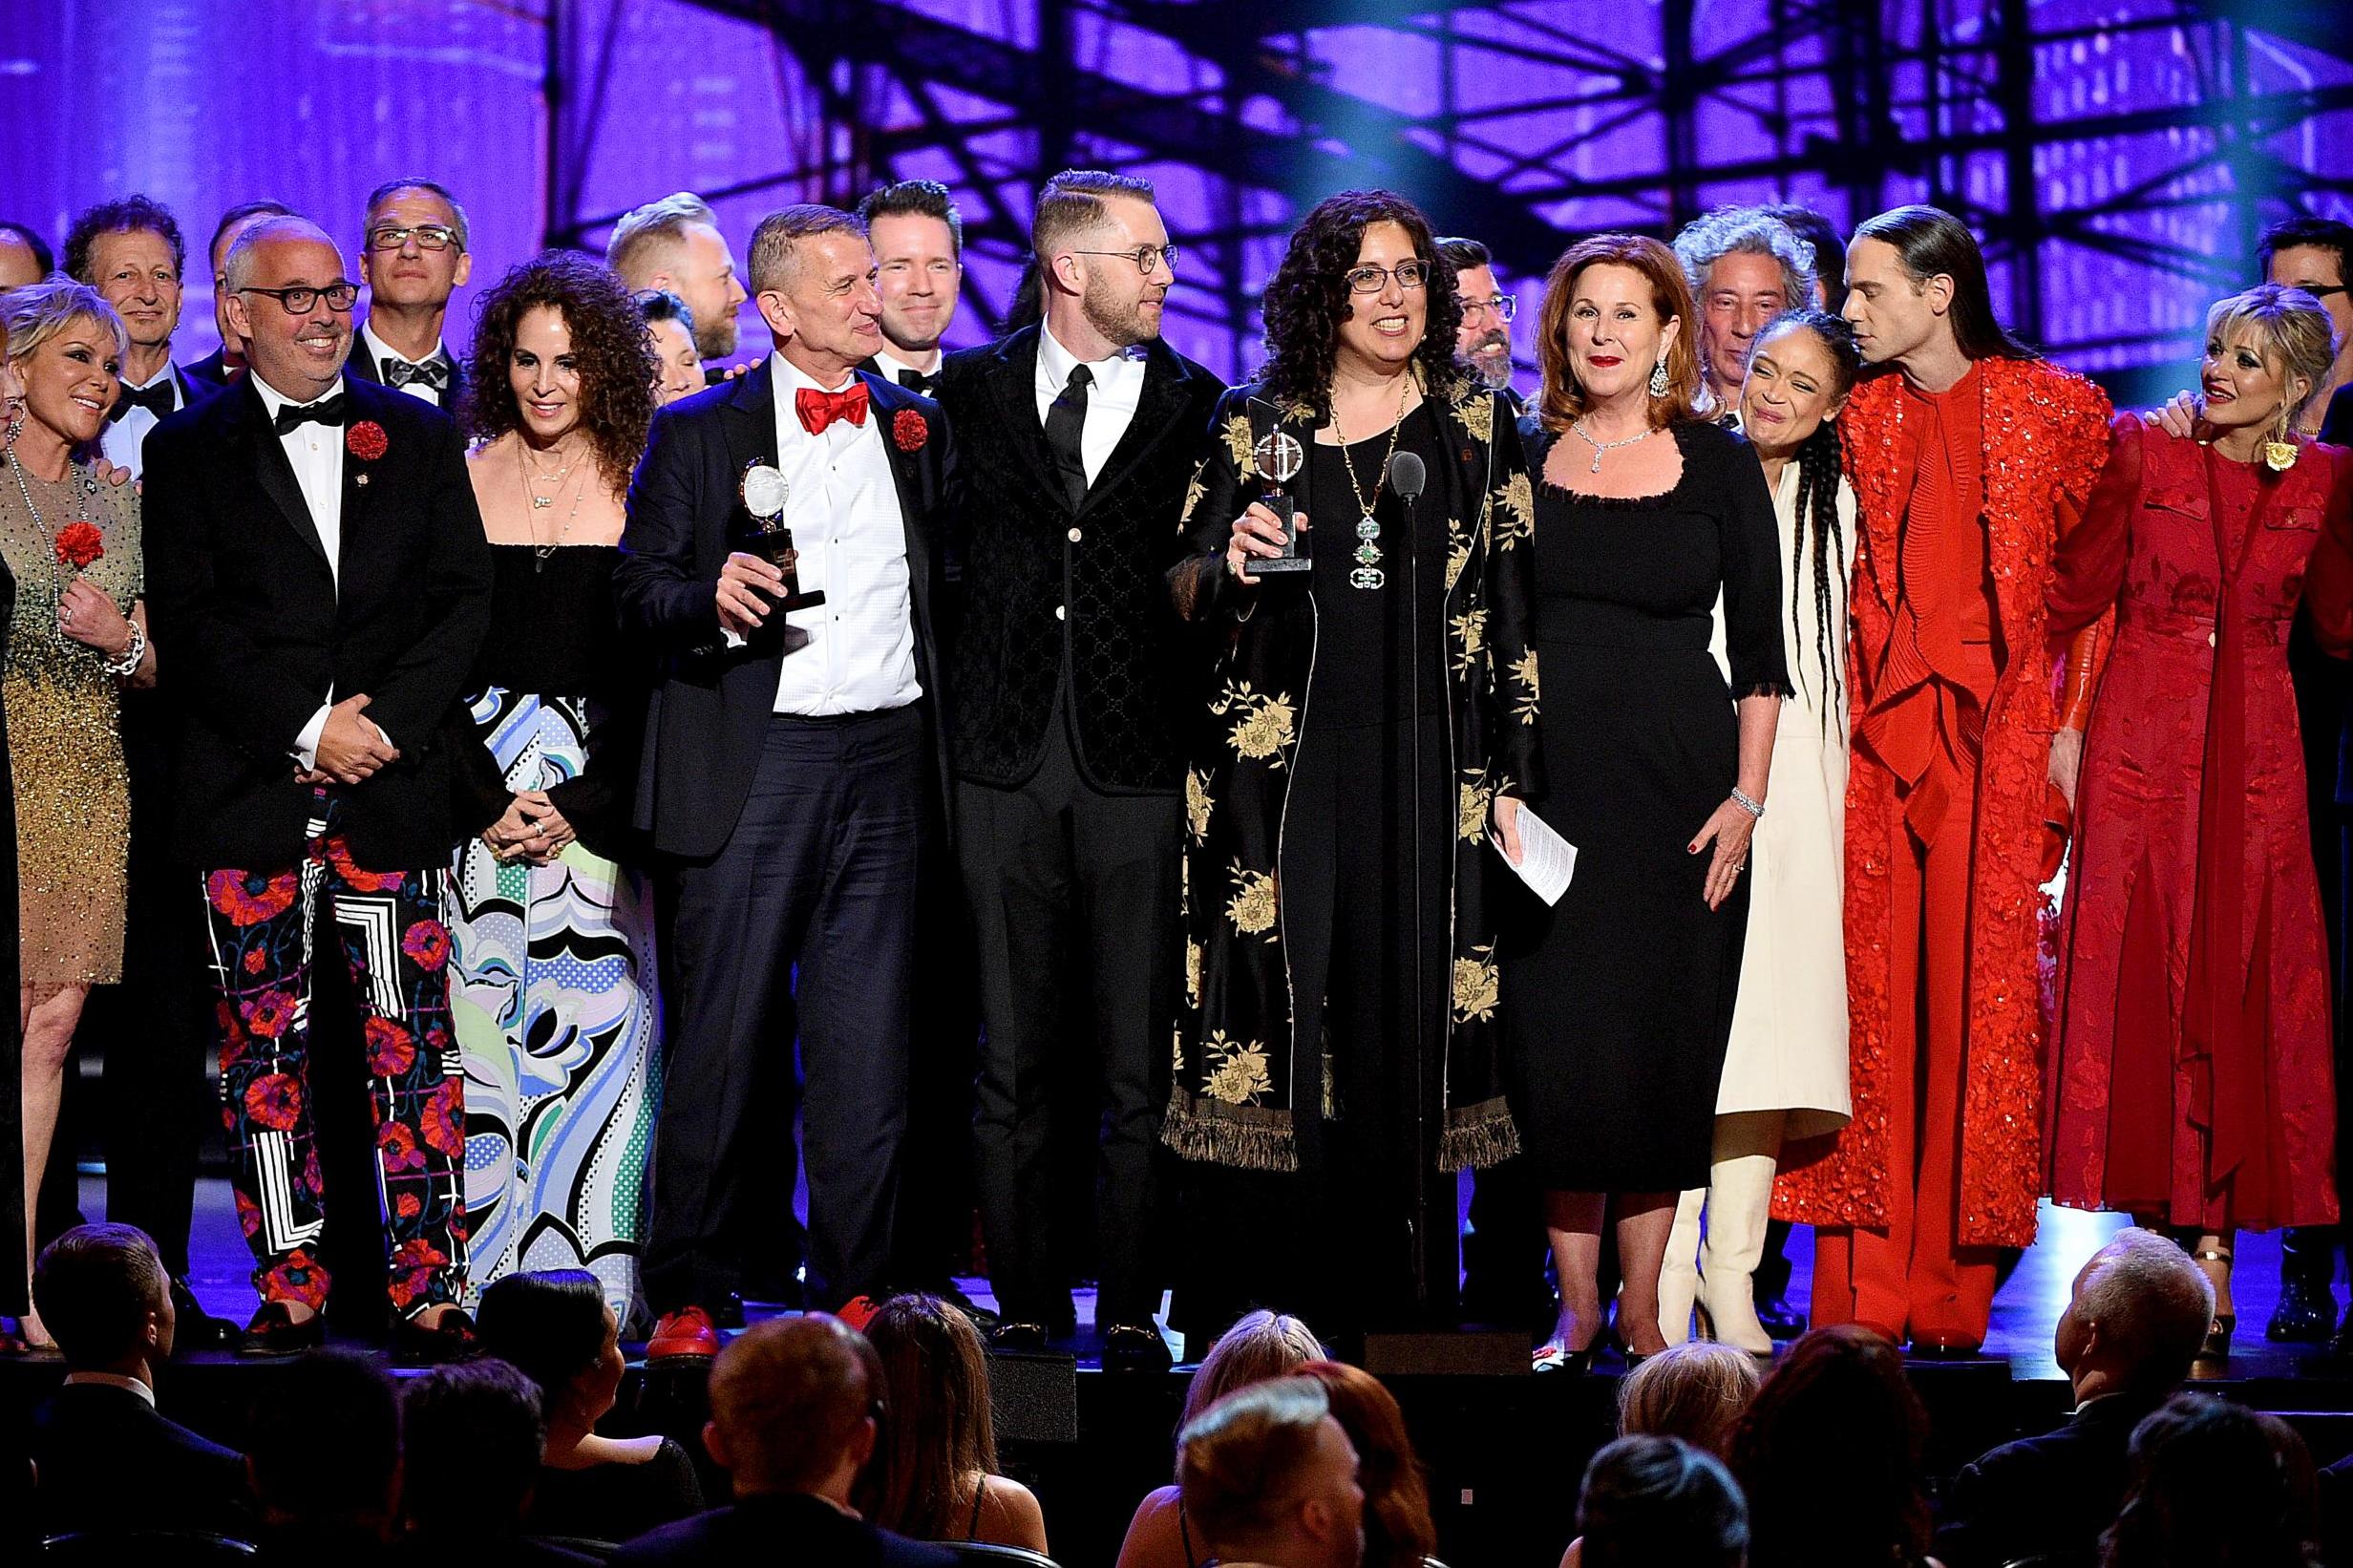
[0,460,138,987]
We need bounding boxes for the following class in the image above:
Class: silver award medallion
[741,463,790,520]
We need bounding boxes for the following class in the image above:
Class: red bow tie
[795,381,871,435]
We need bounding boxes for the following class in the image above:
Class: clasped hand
[482,790,576,865]
[302,693,398,787]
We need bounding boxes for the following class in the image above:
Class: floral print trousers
[201,793,468,1315]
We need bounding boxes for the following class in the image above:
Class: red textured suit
[1775,354,2110,1348]
[2046,419,2353,1232]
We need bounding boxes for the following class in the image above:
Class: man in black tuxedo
[936,170,1221,1368]
[347,179,471,413]
[857,180,963,393]
[185,200,297,391]
[1935,1227,2214,1568]
[610,1316,956,1568]
[29,1223,248,1538]
[143,214,494,1362]
[64,196,215,478]
[620,203,952,1356]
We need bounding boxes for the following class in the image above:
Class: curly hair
[1259,190,1463,417]
[462,250,656,489]
[1727,1325,1932,1568]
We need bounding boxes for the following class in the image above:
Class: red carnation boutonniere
[53,520,105,572]
[892,408,928,454]
[346,420,390,462]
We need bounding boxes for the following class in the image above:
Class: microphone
[1388,450,1427,501]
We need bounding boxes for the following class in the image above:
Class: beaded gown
[0,460,138,989]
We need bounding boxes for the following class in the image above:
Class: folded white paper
[1496,808,1576,905]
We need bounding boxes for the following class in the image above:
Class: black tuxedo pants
[647,707,922,1312]
[959,697,1178,1328]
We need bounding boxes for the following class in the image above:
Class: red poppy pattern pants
[201,795,468,1316]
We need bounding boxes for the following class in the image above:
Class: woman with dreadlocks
[1657,310,1862,1355]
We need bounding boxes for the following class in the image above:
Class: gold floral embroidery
[1446,526,1470,591]
[1226,863,1278,937]
[1221,413,1256,475]
[1185,940,1203,1007]
[1185,770,1213,841]
[1450,606,1488,674]
[1278,396,1319,427]
[1452,944,1500,1022]
[1214,681,1296,763]
[1453,384,1494,443]
[1458,771,1494,842]
[1510,648,1540,723]
[1494,473,1534,547]
[1172,1025,1187,1076]
[1203,1030,1274,1105]
[1182,466,1206,528]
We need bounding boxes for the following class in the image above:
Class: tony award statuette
[1249,421,1310,576]
[740,461,826,612]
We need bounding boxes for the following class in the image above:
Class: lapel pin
[355,474,370,487]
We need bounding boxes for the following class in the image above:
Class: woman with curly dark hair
[1728,1325,1937,1568]
[449,250,662,1325]
[1165,189,1542,1348]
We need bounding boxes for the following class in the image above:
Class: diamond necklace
[1570,416,1654,474]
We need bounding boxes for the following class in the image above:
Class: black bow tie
[107,377,178,425]
[384,356,451,392]
[895,366,937,395]
[273,393,348,435]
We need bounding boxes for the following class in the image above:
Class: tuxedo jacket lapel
[234,383,331,573]
[864,373,937,634]
[987,330,1070,515]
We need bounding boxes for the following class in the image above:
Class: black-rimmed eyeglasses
[1345,261,1431,293]
[367,224,461,254]
[1070,244,1177,275]
[238,283,360,313]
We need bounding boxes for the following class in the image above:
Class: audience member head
[223,214,355,400]
[1179,1376,1364,1568]
[0,221,52,288]
[1764,203,1847,311]
[1182,1309,1329,1431]
[476,1269,625,1446]
[63,195,185,376]
[2197,284,2340,451]
[1261,188,1459,420]
[2102,1392,2318,1568]
[747,204,881,380]
[462,250,657,487]
[30,1222,173,1378]
[637,288,703,405]
[248,1349,402,1539]
[0,279,128,461]
[2258,215,2353,384]
[1844,203,2032,369]
[1537,232,1699,432]
[1439,235,1515,392]
[1298,1361,1433,1568]
[2056,1227,2216,1405]
[1728,1324,1930,1568]
[207,200,297,366]
[1672,205,1816,409]
[607,191,746,359]
[1577,1433,1749,1568]
[400,1358,545,1538]
[1032,169,1170,357]
[853,1294,1000,1539]
[858,180,963,363]
[1615,1339,1764,1456]
[358,178,472,330]
[704,1313,883,1507]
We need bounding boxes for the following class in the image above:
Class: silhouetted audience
[855,1293,1048,1553]
[29,1222,248,1539]
[1565,1433,1749,1568]
[608,1315,957,1567]
[477,1270,706,1543]
[1177,1376,1366,1568]
[1299,1361,1435,1568]
[2103,1393,2318,1568]
[246,1349,403,1564]
[1938,1228,2214,1568]
[1616,1340,1764,1455]
[401,1358,600,1563]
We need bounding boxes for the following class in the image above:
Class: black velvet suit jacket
[143,373,496,871]
[32,1382,249,1538]
[935,327,1224,792]
[1934,1391,2163,1568]
[610,1493,958,1568]
[615,358,955,859]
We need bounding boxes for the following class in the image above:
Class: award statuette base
[1251,494,1312,575]
[752,527,828,613]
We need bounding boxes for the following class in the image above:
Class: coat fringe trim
[1162,1090,1299,1173]
[1440,1098,1521,1172]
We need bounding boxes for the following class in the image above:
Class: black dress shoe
[1907,1338,1982,1361]
[1753,1288,1807,1342]
[2270,1274,2337,1343]
[238,1302,326,1358]
[170,1278,240,1353]
[1102,1323,1175,1373]
[990,1321,1051,1353]
[392,1307,480,1366]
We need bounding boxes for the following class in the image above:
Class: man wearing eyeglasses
[350,179,473,410]
[143,213,493,1364]
[1439,236,1518,401]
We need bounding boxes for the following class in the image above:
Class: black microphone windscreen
[1388,450,1427,498]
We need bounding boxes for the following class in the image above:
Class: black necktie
[273,393,348,435]
[895,366,937,396]
[1045,364,1092,512]
[385,356,451,392]
[107,378,178,425]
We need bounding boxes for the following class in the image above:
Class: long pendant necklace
[1570,416,1653,474]
[1335,371,1415,591]
[517,437,586,571]
[6,437,101,642]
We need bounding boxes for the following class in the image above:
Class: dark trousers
[959,698,1177,1327]
[647,707,923,1311]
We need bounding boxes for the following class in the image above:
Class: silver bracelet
[103,622,146,679]
[1729,786,1765,819]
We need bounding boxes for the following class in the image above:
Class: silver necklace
[6,435,100,639]
[1570,417,1654,474]
[517,437,587,571]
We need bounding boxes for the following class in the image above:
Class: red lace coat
[1774,356,2110,1249]
[2044,419,2353,1230]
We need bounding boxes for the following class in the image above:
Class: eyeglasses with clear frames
[238,283,360,314]
[1069,244,1178,275]
[367,224,461,253]
[1344,261,1431,294]
[1461,293,1517,323]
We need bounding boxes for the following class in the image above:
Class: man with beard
[934,170,1222,1369]
[1670,206,1817,425]
[858,180,963,394]
[349,179,472,411]
[1439,236,1518,402]
[608,191,750,367]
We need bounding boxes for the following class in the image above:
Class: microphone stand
[1388,449,1431,1321]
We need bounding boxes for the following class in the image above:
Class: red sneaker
[647,1305,722,1361]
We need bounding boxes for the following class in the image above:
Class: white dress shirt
[360,323,452,407]
[62,1370,157,1406]
[1035,324,1147,489]
[757,353,921,716]
[97,363,185,479]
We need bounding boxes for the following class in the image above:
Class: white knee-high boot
[1697,1151,1777,1354]
[1657,1187,1706,1346]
